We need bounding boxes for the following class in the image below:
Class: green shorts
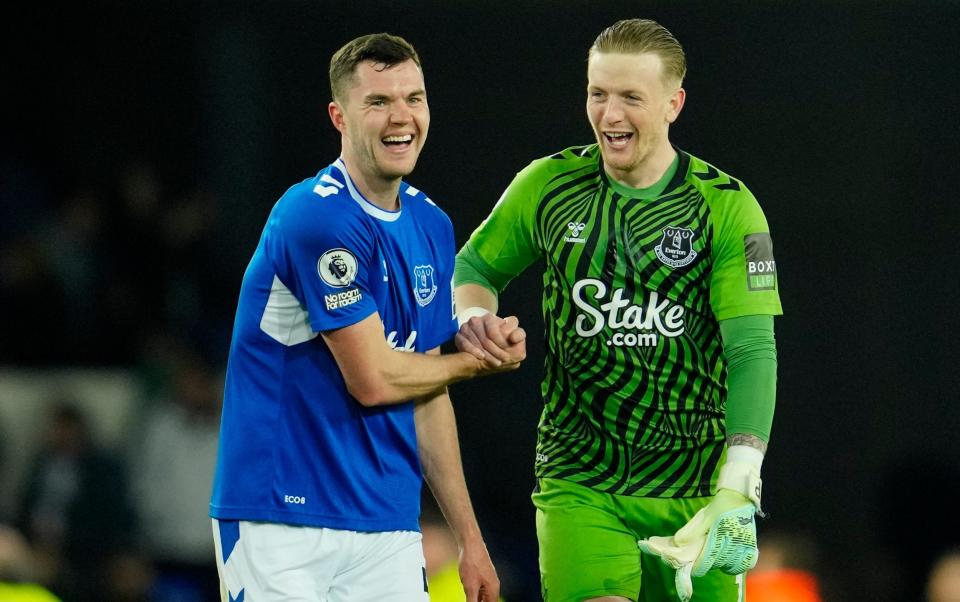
[532,477,744,602]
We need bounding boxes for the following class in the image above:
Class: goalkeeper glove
[637,445,763,602]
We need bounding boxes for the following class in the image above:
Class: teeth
[383,135,413,143]
[606,133,630,139]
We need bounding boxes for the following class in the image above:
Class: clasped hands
[456,313,527,372]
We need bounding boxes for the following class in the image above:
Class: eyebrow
[589,85,643,97]
[362,89,426,103]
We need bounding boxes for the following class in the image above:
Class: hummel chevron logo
[692,165,719,181]
[564,222,586,243]
[692,165,741,191]
[737,516,752,525]
[715,178,741,191]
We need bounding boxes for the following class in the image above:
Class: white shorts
[212,519,429,602]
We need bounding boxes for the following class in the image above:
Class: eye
[589,91,605,101]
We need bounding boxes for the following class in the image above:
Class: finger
[506,326,526,344]
[455,328,480,351]
[675,563,694,602]
[481,316,512,349]
[485,578,501,601]
[463,581,480,602]
[465,317,512,363]
[638,536,676,558]
[478,334,513,363]
[673,509,709,544]
[500,315,519,331]
[455,333,487,361]
[458,323,497,362]
[496,316,524,346]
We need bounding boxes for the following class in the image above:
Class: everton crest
[654,226,698,268]
[413,264,438,307]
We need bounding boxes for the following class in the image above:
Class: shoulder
[682,152,771,239]
[272,167,369,238]
[521,143,601,184]
[400,181,453,231]
[683,151,758,205]
[277,167,363,218]
[488,144,601,211]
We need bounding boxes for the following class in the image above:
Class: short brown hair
[329,33,421,102]
[590,19,686,86]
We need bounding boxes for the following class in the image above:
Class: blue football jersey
[210,158,458,532]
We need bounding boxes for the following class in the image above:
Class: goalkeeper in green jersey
[454,18,781,602]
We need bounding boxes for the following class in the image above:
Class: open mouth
[382,134,414,149]
[603,132,633,148]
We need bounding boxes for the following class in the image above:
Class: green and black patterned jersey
[456,145,782,497]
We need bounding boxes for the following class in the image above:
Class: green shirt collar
[604,152,680,200]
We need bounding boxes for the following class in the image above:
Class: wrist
[457,306,490,327]
[451,350,484,379]
[447,520,484,548]
[716,445,764,511]
[725,444,764,471]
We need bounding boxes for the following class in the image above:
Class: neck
[340,156,401,211]
[608,142,677,189]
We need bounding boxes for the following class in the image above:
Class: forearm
[375,350,483,403]
[323,313,501,407]
[455,283,499,318]
[414,390,483,546]
[720,314,777,452]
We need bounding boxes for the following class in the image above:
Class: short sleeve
[459,161,545,287]
[267,197,378,332]
[709,187,784,320]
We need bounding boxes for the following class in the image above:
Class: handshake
[455,308,527,374]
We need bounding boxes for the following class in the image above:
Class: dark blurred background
[2,1,959,601]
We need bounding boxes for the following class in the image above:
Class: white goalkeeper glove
[637,445,764,602]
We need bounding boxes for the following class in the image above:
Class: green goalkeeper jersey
[456,145,782,497]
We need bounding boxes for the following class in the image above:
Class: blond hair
[590,19,686,86]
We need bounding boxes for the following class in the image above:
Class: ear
[666,87,686,124]
[328,101,346,133]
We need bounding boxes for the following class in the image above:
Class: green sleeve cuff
[454,242,517,294]
[720,314,778,442]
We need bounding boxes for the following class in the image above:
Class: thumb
[507,327,526,344]
[673,508,710,545]
[638,535,675,557]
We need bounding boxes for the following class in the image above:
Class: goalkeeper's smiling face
[586,51,684,187]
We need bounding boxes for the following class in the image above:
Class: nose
[602,97,624,124]
[390,100,411,124]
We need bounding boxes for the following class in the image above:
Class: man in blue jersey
[209,33,525,602]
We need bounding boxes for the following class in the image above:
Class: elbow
[345,378,391,407]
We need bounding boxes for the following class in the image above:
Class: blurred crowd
[0,340,222,601]
[0,159,234,368]
[0,157,231,600]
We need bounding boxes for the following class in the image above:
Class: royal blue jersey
[210,158,458,532]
